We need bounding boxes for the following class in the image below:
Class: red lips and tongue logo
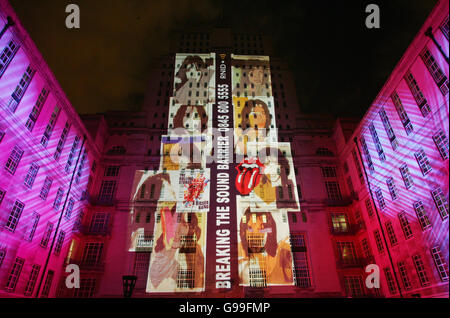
[235,157,264,195]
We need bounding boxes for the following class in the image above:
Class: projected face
[249,104,268,130]
[186,64,201,82]
[249,68,264,85]
[183,106,201,131]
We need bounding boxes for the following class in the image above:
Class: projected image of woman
[172,105,208,134]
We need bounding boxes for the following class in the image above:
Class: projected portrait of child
[250,146,297,211]
[237,207,293,286]
[147,208,205,292]
[174,55,214,105]
[232,58,272,98]
[172,105,208,134]
[235,99,272,155]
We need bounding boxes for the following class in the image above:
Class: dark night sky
[9,0,437,117]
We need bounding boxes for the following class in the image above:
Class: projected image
[231,55,272,98]
[168,102,212,134]
[246,142,300,212]
[176,168,210,213]
[237,197,294,287]
[233,96,277,155]
[174,54,215,105]
[147,206,206,293]
[160,135,206,171]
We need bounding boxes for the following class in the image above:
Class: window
[40,222,53,248]
[90,212,109,233]
[397,261,412,290]
[10,65,35,112]
[5,145,24,175]
[0,188,6,206]
[361,238,372,259]
[82,243,103,264]
[385,221,398,246]
[399,164,414,189]
[336,241,356,264]
[25,87,49,131]
[65,136,80,173]
[391,91,413,135]
[26,212,40,242]
[414,149,432,176]
[413,201,431,231]
[136,232,153,251]
[375,188,386,210]
[24,163,40,189]
[383,267,397,295]
[325,181,342,201]
[385,177,398,201]
[352,150,365,184]
[73,278,96,298]
[53,187,64,211]
[24,264,41,296]
[431,246,449,281]
[75,149,88,184]
[54,231,65,255]
[0,40,19,78]
[98,180,116,203]
[331,213,348,233]
[432,130,449,160]
[0,249,6,268]
[321,166,337,178]
[41,106,60,147]
[177,254,196,289]
[291,234,311,288]
[41,270,55,298]
[39,176,53,200]
[420,47,449,95]
[379,108,398,150]
[412,254,430,287]
[431,187,449,220]
[365,198,374,218]
[440,16,449,40]
[248,256,267,288]
[54,122,71,160]
[374,229,384,254]
[64,198,75,219]
[104,165,120,177]
[404,71,431,117]
[398,211,413,239]
[5,200,25,232]
[369,123,385,161]
[5,257,25,292]
[343,276,364,297]
[360,137,374,171]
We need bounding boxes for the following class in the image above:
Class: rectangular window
[54,121,71,160]
[24,264,41,296]
[404,71,431,117]
[375,188,386,210]
[336,241,356,264]
[360,137,374,171]
[75,149,87,184]
[0,188,6,206]
[41,270,55,298]
[431,187,449,220]
[39,176,53,200]
[325,181,342,201]
[398,211,413,239]
[414,148,432,176]
[25,87,49,132]
[73,278,97,298]
[374,229,384,254]
[331,213,348,233]
[5,257,25,292]
[399,163,414,189]
[413,201,431,231]
[177,254,196,289]
[432,129,449,160]
[0,249,5,268]
[321,166,337,178]
[0,39,19,78]
[440,16,449,40]
[412,254,430,287]
[361,238,372,259]
[90,212,110,233]
[365,198,374,218]
[40,222,53,248]
[385,221,398,246]
[369,123,385,161]
[53,187,64,211]
[82,243,103,264]
[64,198,75,219]
[397,261,412,290]
[291,234,311,288]
[379,108,398,150]
[54,230,65,255]
[24,163,40,189]
[26,212,40,242]
[65,135,80,173]
[40,106,60,148]
[98,180,116,203]
[5,200,25,232]
[104,165,120,177]
[420,47,449,95]
[5,145,24,175]
[391,91,413,135]
[352,149,365,184]
[10,65,35,112]
[343,276,364,297]
[431,246,449,281]
[383,267,398,295]
[386,177,398,200]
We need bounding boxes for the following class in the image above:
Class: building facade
[0,0,448,298]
